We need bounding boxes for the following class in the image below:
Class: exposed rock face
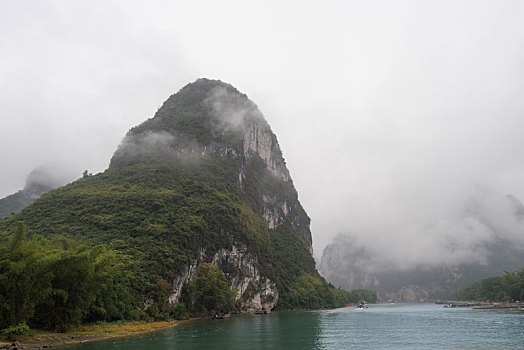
[168,244,278,311]
[243,122,290,182]
[211,245,278,311]
[168,260,199,304]
[262,196,291,230]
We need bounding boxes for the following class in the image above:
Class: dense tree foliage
[276,274,350,309]
[0,190,30,219]
[456,269,524,301]
[181,263,236,316]
[9,161,239,292]
[0,222,136,332]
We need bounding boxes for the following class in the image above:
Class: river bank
[0,320,179,349]
[473,302,524,310]
[436,300,524,310]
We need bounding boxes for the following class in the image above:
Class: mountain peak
[109,79,287,180]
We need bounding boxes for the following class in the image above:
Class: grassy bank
[0,320,178,349]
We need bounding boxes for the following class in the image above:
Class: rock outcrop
[168,244,278,311]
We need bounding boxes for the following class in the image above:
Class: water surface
[66,304,524,349]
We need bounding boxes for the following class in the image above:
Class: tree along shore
[455,269,524,302]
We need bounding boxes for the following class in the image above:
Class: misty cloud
[322,187,524,273]
[204,86,263,133]
[462,188,524,250]
[24,163,78,194]
[0,162,79,218]
[115,130,176,160]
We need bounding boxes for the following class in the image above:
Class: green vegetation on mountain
[1,79,349,333]
[456,269,524,301]
[0,191,32,219]
[12,159,255,291]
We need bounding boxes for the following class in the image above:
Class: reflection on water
[67,311,322,350]
[167,311,322,350]
[66,304,524,350]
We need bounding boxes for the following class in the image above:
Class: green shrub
[1,321,30,339]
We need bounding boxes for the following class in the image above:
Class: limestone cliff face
[109,78,314,311]
[211,245,278,311]
[242,121,290,182]
[168,245,278,311]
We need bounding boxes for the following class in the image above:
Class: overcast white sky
[1,0,524,259]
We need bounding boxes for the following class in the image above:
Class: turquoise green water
[65,304,524,349]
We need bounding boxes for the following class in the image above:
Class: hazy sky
[2,0,524,259]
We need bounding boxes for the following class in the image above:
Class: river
[65,303,524,349]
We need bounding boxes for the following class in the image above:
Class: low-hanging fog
[1,1,524,269]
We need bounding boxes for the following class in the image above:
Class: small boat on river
[213,313,231,319]
[357,300,368,309]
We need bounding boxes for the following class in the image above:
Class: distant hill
[0,165,73,218]
[7,79,347,312]
[319,193,524,301]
